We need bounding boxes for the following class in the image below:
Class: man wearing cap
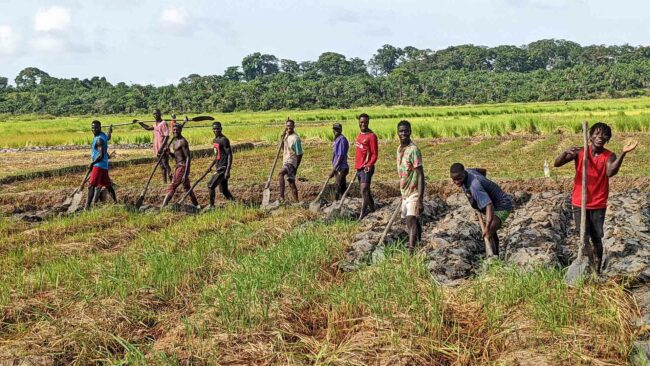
[330,123,349,200]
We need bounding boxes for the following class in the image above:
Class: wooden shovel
[476,212,495,257]
[567,121,590,284]
[261,133,285,207]
[177,168,213,205]
[64,166,93,213]
[326,174,357,219]
[309,176,332,212]
[134,136,175,209]
[377,199,402,246]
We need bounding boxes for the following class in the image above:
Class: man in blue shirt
[86,120,117,209]
[450,163,512,255]
[329,123,349,200]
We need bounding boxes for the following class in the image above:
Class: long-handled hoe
[476,212,495,257]
[566,121,590,284]
[326,174,357,220]
[64,166,93,213]
[377,199,402,246]
[176,162,216,206]
[261,133,285,207]
[309,176,332,213]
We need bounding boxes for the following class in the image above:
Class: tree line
[2,39,650,115]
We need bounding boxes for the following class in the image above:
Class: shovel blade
[566,256,590,285]
[134,195,145,210]
[262,188,271,207]
[309,199,322,213]
[66,191,84,213]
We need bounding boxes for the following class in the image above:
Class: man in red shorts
[86,120,117,209]
[554,122,638,273]
[355,113,378,220]
[161,123,200,208]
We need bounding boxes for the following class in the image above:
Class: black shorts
[280,164,297,181]
[356,166,375,184]
[572,207,606,240]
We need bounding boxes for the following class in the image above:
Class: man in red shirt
[554,122,638,273]
[355,113,378,220]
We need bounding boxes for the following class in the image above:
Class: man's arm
[331,155,343,177]
[554,146,580,167]
[107,126,113,141]
[89,138,105,167]
[484,203,495,237]
[182,140,190,181]
[296,154,303,170]
[416,166,425,214]
[158,135,169,155]
[607,140,638,177]
[366,134,378,168]
[225,139,233,179]
[138,122,154,131]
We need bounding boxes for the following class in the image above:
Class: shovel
[64,166,93,213]
[377,199,402,246]
[111,115,215,127]
[261,133,285,207]
[177,168,212,205]
[567,121,590,284]
[134,138,175,209]
[326,174,357,219]
[476,212,495,257]
[309,176,332,212]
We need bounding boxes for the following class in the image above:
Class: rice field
[1,99,649,364]
[2,97,650,148]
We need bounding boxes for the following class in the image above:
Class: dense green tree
[223,66,243,81]
[241,52,279,81]
[369,44,404,75]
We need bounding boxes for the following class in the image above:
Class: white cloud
[0,25,19,55]
[160,6,188,27]
[34,6,71,32]
[31,34,65,52]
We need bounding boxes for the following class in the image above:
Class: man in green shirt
[396,120,425,252]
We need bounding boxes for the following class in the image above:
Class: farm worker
[396,120,425,252]
[450,163,512,256]
[278,119,303,202]
[138,108,172,184]
[355,113,379,220]
[161,123,199,208]
[205,121,234,209]
[86,120,117,209]
[330,123,349,200]
[554,122,638,273]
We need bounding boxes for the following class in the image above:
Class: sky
[1,0,649,86]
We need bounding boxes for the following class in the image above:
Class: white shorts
[401,193,420,219]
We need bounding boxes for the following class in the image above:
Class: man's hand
[180,175,187,185]
[564,146,580,158]
[108,125,113,134]
[482,226,489,238]
[622,140,638,154]
[416,200,424,215]
[330,169,337,178]
[364,166,370,173]
[88,162,95,169]
[225,171,230,180]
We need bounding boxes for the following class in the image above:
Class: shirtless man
[139,108,171,183]
[161,123,199,207]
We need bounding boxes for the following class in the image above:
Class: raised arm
[554,146,580,167]
[607,140,638,177]
[138,122,154,131]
